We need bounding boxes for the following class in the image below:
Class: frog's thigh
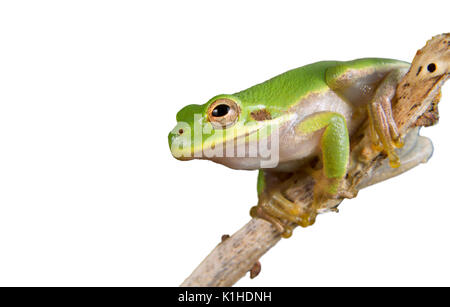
[297,112,350,180]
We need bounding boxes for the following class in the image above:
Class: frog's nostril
[178,128,184,135]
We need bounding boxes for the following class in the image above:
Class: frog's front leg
[367,69,407,168]
[297,112,350,224]
[251,112,351,236]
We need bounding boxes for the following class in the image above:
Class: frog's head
[168,94,285,169]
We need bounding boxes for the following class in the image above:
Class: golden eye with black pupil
[212,104,230,117]
[207,98,240,128]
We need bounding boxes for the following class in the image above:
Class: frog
[168,58,411,237]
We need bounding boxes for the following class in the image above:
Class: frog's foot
[309,170,352,219]
[250,189,308,238]
[367,103,403,168]
[250,206,293,238]
[367,69,407,168]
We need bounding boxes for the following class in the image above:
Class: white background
[0,1,449,286]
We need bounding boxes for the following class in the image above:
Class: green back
[233,58,409,113]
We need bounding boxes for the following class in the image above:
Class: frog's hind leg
[367,69,408,168]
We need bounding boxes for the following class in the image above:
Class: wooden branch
[180,130,433,287]
[394,34,449,134]
[181,218,280,287]
[181,34,449,287]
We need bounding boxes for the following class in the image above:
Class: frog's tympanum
[169,58,411,237]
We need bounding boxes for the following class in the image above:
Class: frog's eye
[207,98,240,128]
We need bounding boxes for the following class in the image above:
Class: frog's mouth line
[178,126,263,161]
[174,114,295,161]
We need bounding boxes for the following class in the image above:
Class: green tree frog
[168,58,410,237]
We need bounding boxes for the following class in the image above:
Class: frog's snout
[168,128,180,156]
[168,125,194,161]
[169,103,205,160]
[168,127,183,148]
[168,130,176,149]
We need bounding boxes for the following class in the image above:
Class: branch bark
[181,34,449,287]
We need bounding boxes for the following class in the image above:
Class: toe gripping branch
[250,170,330,238]
[367,69,407,168]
